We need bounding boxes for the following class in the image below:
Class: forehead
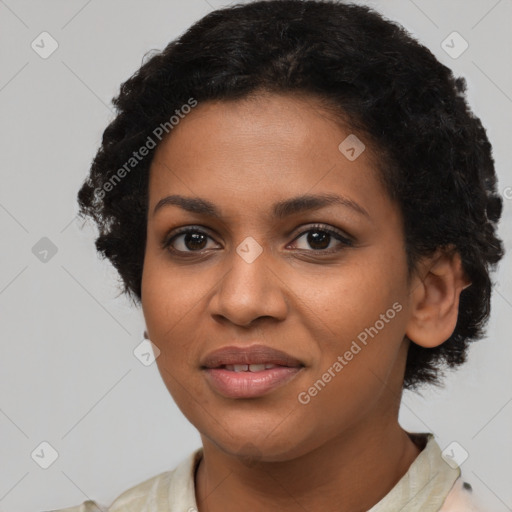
[147,93,391,222]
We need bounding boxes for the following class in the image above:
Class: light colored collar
[367,433,461,511]
[168,433,460,511]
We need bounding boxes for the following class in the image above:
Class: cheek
[142,255,202,331]
[141,256,217,383]
[141,262,204,405]
[295,308,407,437]
[299,255,409,391]
[141,263,182,360]
[303,260,405,337]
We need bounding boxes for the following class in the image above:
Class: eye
[162,223,354,256]
[288,224,353,253]
[162,227,219,254]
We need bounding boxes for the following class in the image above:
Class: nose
[208,240,289,328]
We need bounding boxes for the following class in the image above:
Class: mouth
[201,344,305,398]
[218,363,285,372]
[201,344,304,369]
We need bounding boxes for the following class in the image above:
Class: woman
[50,0,504,510]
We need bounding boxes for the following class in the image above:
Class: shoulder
[42,470,172,512]
[43,500,109,512]
[45,448,202,512]
[439,477,487,512]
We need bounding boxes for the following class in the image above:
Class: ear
[405,247,471,349]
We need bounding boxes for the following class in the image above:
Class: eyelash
[161,223,354,256]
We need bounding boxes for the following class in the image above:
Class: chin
[200,420,317,463]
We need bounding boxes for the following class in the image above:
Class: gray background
[0,0,510,510]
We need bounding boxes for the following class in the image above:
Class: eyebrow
[152,193,370,219]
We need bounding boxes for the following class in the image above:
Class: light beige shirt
[46,433,485,512]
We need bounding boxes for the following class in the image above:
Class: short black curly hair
[77,0,504,389]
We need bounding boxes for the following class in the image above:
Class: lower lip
[203,366,303,398]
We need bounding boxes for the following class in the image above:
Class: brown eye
[304,230,331,250]
[289,224,353,252]
[162,227,219,253]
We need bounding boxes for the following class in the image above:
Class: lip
[201,344,305,399]
[200,344,304,368]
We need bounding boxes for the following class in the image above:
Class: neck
[195,420,422,512]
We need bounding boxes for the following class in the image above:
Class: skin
[141,92,470,512]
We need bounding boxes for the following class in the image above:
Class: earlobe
[405,248,471,349]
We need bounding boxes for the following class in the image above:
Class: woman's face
[141,92,415,462]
